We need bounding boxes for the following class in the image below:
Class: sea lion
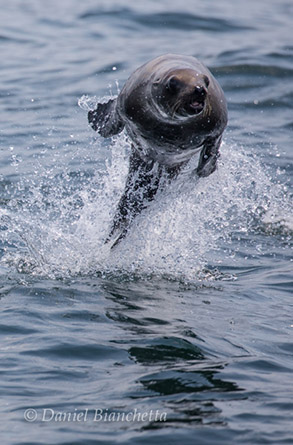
[88,54,228,247]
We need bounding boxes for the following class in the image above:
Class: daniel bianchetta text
[24,408,168,423]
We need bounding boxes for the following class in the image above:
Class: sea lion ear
[166,76,181,93]
[203,75,210,88]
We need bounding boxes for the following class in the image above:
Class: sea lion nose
[194,86,206,98]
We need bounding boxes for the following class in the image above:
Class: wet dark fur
[88,54,227,247]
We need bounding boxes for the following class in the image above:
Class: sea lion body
[88,54,227,246]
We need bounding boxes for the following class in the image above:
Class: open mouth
[167,85,207,118]
[188,100,205,115]
[176,99,205,117]
[187,85,207,115]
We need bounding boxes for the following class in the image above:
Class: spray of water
[0,98,291,282]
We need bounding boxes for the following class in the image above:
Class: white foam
[1,133,291,282]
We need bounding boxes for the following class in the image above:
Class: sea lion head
[152,68,210,119]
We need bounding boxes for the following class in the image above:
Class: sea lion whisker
[169,99,183,118]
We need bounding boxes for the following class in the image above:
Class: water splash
[0,127,291,282]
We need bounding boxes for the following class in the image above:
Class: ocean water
[0,1,292,444]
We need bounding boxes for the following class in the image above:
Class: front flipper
[197,136,222,177]
[105,149,163,248]
[88,98,124,137]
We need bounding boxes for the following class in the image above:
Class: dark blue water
[0,1,292,444]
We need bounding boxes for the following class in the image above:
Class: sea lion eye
[166,76,180,94]
[203,75,210,88]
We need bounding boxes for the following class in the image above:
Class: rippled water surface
[0,1,292,444]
